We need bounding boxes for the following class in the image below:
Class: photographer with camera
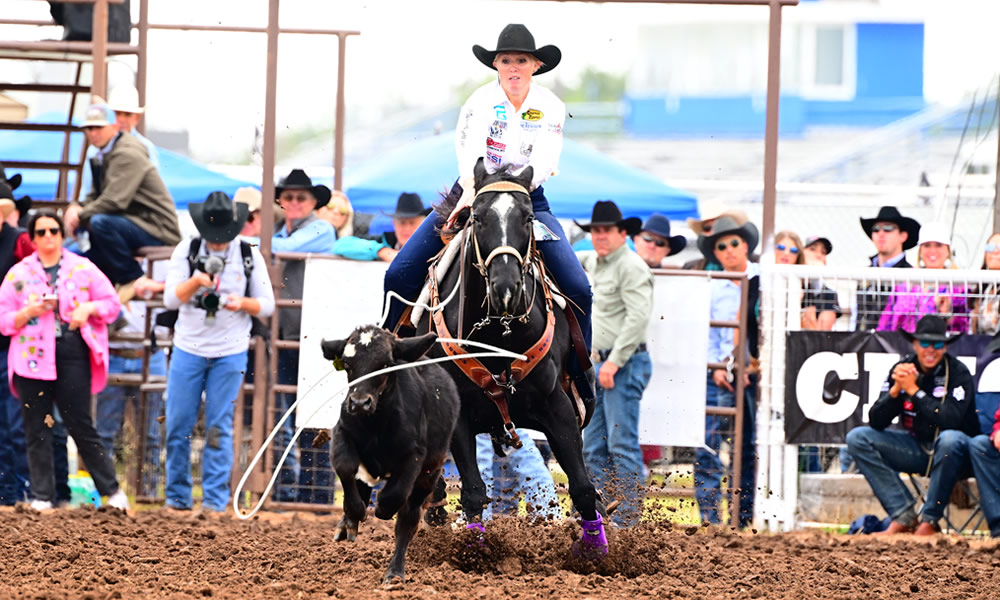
[162,191,274,514]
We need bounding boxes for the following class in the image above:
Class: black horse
[418,159,608,558]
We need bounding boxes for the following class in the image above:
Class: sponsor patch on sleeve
[952,387,966,401]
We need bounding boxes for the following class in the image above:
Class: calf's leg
[384,473,436,584]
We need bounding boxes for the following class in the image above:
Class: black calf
[320,327,459,585]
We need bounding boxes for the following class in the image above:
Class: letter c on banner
[796,352,860,424]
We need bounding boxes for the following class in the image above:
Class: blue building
[624,0,925,137]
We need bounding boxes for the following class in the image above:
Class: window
[800,23,856,100]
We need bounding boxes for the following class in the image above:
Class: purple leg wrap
[572,513,608,560]
[465,522,486,534]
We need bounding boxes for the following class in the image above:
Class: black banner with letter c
[783,331,1000,444]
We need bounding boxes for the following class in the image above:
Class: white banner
[641,274,709,447]
[296,258,389,429]
[296,260,711,446]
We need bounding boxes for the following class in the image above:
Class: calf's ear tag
[332,356,346,371]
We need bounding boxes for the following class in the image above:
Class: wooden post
[90,0,109,99]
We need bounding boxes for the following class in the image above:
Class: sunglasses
[986,243,1000,253]
[641,234,667,248]
[776,244,799,254]
[280,193,313,203]
[34,227,61,237]
[716,239,742,251]
[871,224,898,233]
[918,340,945,350]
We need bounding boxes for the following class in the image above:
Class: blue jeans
[969,434,1000,537]
[96,351,167,496]
[86,213,166,285]
[695,373,757,527]
[846,427,973,525]
[583,351,651,527]
[0,350,30,505]
[165,347,246,511]
[976,391,1000,436]
[475,430,561,520]
[383,185,592,352]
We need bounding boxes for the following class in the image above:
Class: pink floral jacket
[0,250,120,396]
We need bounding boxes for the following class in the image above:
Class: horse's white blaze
[490,193,516,247]
[503,289,512,310]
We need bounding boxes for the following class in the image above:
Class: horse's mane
[434,165,523,237]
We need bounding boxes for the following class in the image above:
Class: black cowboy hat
[473,24,561,76]
[574,200,642,237]
[382,192,431,219]
[900,314,962,345]
[274,169,331,209]
[640,213,687,256]
[0,162,22,191]
[189,191,249,243]
[697,216,760,260]
[860,206,921,250]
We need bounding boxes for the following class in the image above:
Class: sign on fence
[784,331,1000,444]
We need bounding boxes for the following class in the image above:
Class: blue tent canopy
[0,115,254,210]
[344,132,698,224]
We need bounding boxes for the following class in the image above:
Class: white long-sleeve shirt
[163,237,275,358]
[455,80,565,190]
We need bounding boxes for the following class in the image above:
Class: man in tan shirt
[575,200,654,528]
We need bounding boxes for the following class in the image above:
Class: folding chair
[906,473,986,534]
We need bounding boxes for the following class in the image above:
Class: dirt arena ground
[3,505,999,600]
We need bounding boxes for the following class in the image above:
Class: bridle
[468,181,537,328]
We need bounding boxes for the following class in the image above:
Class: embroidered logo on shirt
[520,142,533,157]
[952,387,966,401]
[547,123,563,135]
[486,137,506,151]
[486,150,502,165]
[521,109,543,121]
[494,104,507,121]
[932,386,946,398]
[490,122,506,137]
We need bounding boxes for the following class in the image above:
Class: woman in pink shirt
[0,211,128,512]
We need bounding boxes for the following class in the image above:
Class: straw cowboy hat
[274,169,331,209]
[686,199,750,236]
[860,206,921,250]
[640,213,687,256]
[697,216,760,260]
[382,192,431,218]
[189,191,249,243]
[574,200,642,237]
[473,24,561,75]
[233,187,262,212]
[107,84,145,114]
[901,314,962,345]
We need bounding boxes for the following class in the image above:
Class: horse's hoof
[464,521,487,548]
[572,513,608,561]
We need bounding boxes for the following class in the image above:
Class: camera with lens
[194,255,226,325]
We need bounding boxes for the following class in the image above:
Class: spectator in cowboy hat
[234,186,284,239]
[695,215,761,528]
[683,200,753,271]
[333,192,430,262]
[0,163,33,229]
[63,100,181,302]
[241,168,335,505]
[576,200,653,527]
[854,205,921,331]
[633,213,686,268]
[846,314,978,536]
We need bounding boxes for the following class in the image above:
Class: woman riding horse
[383,23,595,402]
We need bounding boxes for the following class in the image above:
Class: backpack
[153,238,269,344]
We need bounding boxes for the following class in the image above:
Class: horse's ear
[473,157,489,188]
[515,166,533,191]
[392,332,438,363]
